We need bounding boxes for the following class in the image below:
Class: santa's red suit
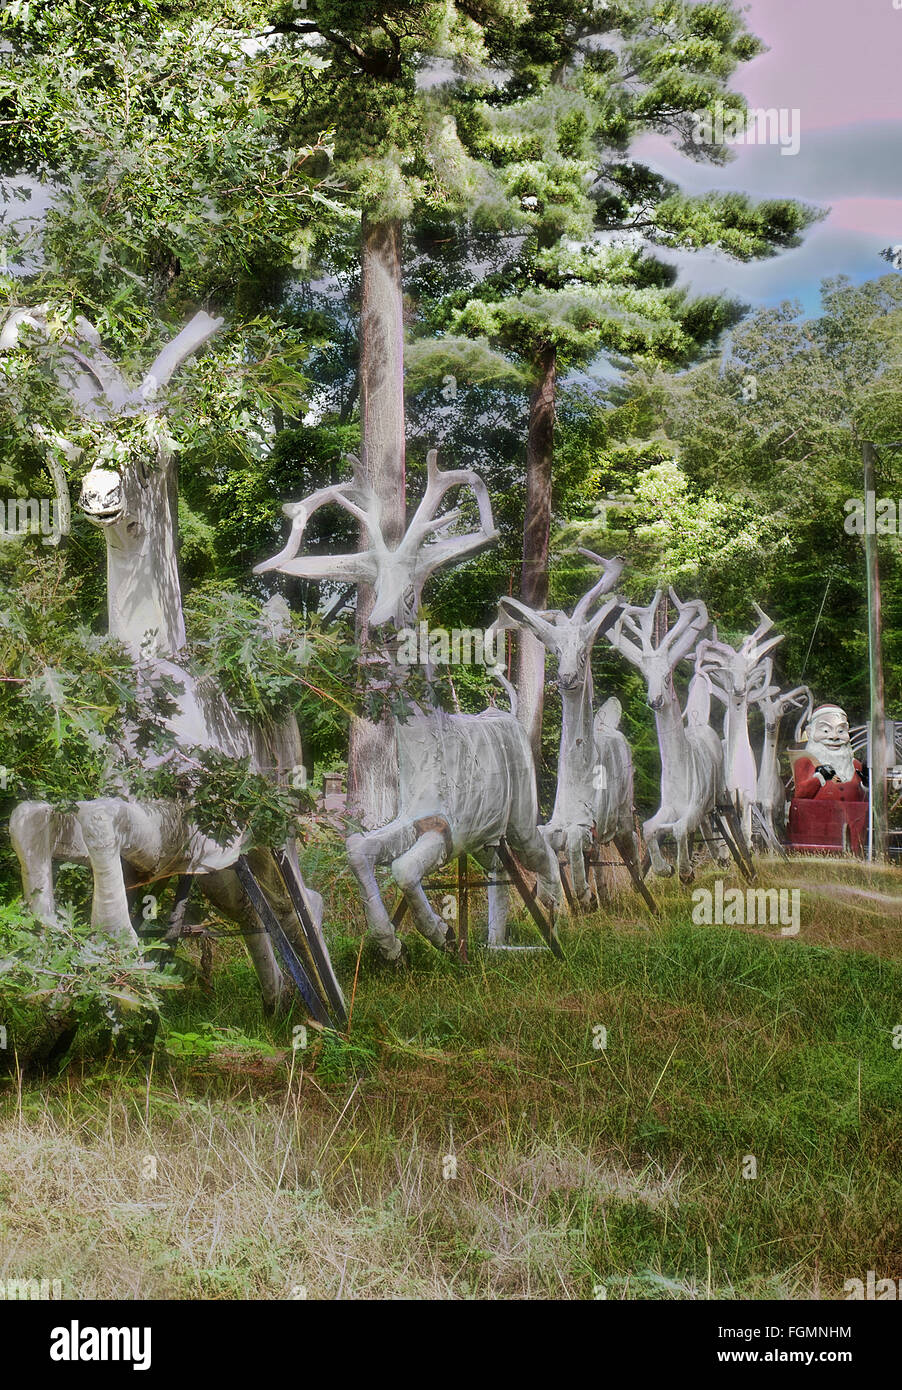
[788,758,868,853]
[792,758,867,802]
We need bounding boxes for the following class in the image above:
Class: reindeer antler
[753,681,812,738]
[572,550,625,622]
[253,473,379,584]
[739,603,784,667]
[140,311,225,402]
[663,590,709,669]
[255,450,499,629]
[0,304,223,417]
[496,597,559,648]
[607,591,661,665]
[387,451,498,619]
[498,550,624,654]
[0,303,130,412]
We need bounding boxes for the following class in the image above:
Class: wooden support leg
[613,835,658,915]
[234,857,332,1026]
[163,874,195,943]
[722,801,756,880]
[560,862,577,912]
[273,849,348,1026]
[710,810,754,884]
[496,840,564,959]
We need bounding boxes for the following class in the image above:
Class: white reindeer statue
[2,306,338,1018]
[255,452,562,962]
[694,605,783,845]
[753,680,812,843]
[605,589,738,883]
[496,552,653,912]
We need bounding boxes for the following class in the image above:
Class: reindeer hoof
[441,926,460,958]
[372,941,409,972]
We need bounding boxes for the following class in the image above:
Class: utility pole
[862,440,888,860]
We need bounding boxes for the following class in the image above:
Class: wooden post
[457,854,469,962]
[863,441,888,861]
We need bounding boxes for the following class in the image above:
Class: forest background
[1,0,901,894]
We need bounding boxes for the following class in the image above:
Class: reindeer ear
[497,597,557,647]
[594,695,622,734]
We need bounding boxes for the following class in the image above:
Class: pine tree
[410,0,820,754]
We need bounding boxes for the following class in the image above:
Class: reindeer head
[695,604,783,707]
[77,421,176,555]
[255,450,499,630]
[757,682,813,737]
[606,589,708,711]
[497,551,624,695]
[1,304,223,548]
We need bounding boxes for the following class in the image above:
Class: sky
[7,1,900,321]
[631,0,902,316]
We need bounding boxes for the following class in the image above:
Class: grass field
[1,854,900,1300]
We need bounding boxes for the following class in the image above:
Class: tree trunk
[347,215,406,828]
[516,344,557,764]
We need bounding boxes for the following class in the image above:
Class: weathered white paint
[260,456,559,958]
[606,590,724,882]
[695,605,783,843]
[3,308,323,1012]
[754,682,812,838]
[498,552,640,912]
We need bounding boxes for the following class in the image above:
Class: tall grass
[0,853,900,1299]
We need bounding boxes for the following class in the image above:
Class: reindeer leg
[643,815,673,877]
[9,801,61,923]
[391,831,455,953]
[672,819,695,885]
[568,825,593,909]
[346,824,417,961]
[511,827,562,916]
[74,800,140,946]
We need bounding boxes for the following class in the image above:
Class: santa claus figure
[793,705,868,801]
[788,704,869,852]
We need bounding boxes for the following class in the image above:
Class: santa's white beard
[805,738,857,783]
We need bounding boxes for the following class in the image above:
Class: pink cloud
[826,197,902,236]
[739,0,902,130]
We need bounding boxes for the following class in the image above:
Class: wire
[800,576,831,679]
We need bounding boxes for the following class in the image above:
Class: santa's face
[809,708,850,750]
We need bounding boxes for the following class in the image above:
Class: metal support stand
[457,853,469,962]
[234,856,332,1026]
[711,804,755,882]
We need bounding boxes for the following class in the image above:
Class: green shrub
[0,900,180,1070]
